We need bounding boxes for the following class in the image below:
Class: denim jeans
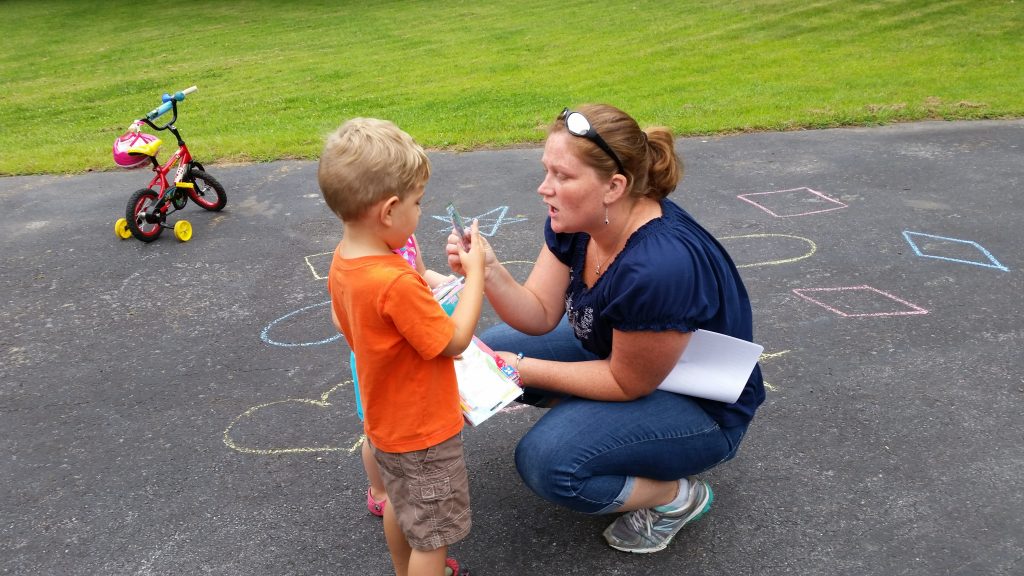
[481,317,749,515]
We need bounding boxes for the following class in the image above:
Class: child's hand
[445,230,467,275]
[457,219,486,278]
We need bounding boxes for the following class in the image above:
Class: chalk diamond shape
[738,187,848,218]
[431,205,528,236]
[902,231,1009,271]
[792,285,928,317]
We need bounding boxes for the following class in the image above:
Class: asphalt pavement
[1,119,1022,575]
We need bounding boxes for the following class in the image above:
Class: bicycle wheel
[186,168,226,211]
[125,188,163,242]
[114,217,131,239]
[173,220,193,242]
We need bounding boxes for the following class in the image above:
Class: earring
[604,205,609,225]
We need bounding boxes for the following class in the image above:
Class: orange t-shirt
[327,245,462,453]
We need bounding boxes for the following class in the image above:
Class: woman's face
[537,131,608,234]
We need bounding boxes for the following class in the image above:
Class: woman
[446,104,764,554]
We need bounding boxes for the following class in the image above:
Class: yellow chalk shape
[304,251,333,280]
[223,382,359,455]
[719,234,817,268]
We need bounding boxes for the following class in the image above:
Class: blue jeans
[481,318,748,515]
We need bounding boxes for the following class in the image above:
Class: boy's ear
[377,195,401,226]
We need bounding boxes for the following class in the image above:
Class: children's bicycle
[113,85,226,242]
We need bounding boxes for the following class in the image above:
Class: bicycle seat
[127,137,163,158]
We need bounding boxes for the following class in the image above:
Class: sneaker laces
[624,507,659,538]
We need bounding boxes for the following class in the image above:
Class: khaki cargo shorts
[371,433,471,551]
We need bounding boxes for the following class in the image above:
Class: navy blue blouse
[545,198,764,427]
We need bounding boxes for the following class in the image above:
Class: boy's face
[387,184,424,249]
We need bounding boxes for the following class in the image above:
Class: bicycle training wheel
[186,168,227,211]
[173,220,193,242]
[114,217,131,239]
[125,188,163,242]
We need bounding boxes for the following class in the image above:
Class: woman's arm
[485,244,570,335]
[446,233,569,335]
[504,329,692,401]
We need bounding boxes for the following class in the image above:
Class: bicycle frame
[146,140,193,200]
[139,100,196,221]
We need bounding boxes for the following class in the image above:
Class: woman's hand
[446,224,496,277]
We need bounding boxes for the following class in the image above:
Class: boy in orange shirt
[319,117,484,576]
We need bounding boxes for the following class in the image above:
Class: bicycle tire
[187,168,227,211]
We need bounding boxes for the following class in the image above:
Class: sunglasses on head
[559,107,625,175]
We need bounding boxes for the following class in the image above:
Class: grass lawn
[0,0,1021,175]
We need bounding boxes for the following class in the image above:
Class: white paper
[453,339,523,426]
[656,329,763,403]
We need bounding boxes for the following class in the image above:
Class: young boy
[319,118,484,576]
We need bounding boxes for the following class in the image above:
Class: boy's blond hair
[318,118,431,221]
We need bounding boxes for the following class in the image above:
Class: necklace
[592,218,630,276]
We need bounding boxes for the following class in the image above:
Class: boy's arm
[441,221,485,356]
[329,304,342,332]
[412,234,456,289]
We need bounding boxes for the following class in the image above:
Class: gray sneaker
[602,478,713,553]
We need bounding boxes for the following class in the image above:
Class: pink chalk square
[737,187,848,218]
[792,285,928,317]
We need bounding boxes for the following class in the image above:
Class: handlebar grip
[146,101,174,120]
[145,86,197,120]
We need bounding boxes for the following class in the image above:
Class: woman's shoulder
[628,200,701,250]
[544,218,586,264]
[615,200,713,277]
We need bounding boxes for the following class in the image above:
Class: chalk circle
[718,234,817,268]
[260,300,342,347]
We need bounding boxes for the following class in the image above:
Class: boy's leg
[372,435,470,574]
[408,546,447,576]
[382,498,412,576]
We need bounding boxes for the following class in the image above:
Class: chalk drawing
[430,205,528,236]
[719,234,817,268]
[737,187,848,218]
[304,251,333,280]
[792,286,928,317]
[260,300,342,347]
[223,382,362,455]
[758,349,790,392]
[902,231,1009,272]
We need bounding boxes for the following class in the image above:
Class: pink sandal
[445,557,470,575]
[366,487,387,517]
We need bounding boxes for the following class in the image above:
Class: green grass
[1,0,1021,175]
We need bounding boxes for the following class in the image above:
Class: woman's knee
[514,427,559,495]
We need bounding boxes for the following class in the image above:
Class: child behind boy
[319,118,483,576]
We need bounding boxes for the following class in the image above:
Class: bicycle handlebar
[144,85,199,121]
